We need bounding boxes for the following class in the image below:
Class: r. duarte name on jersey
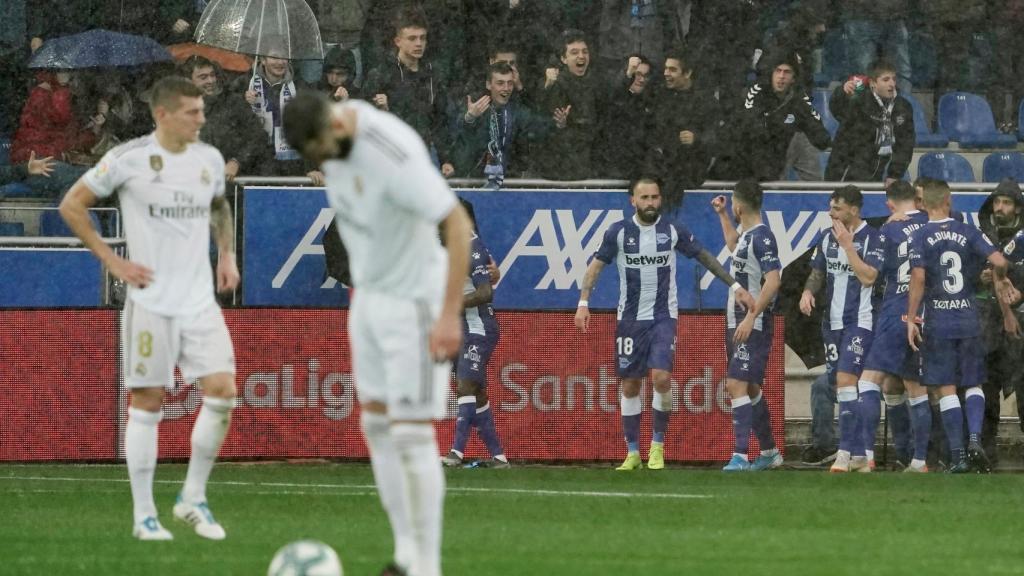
[926,230,968,247]
[931,298,971,310]
[149,203,210,219]
[624,253,670,266]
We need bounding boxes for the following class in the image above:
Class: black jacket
[363,56,453,165]
[825,87,915,182]
[728,83,831,181]
[536,69,604,180]
[646,85,718,196]
[202,90,273,175]
[597,75,654,179]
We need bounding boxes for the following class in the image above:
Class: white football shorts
[122,300,235,389]
[349,290,450,420]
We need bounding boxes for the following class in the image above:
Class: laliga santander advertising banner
[0,309,783,462]
[242,187,989,309]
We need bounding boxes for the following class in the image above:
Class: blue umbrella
[28,29,173,69]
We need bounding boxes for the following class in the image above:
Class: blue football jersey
[595,215,703,321]
[810,221,885,330]
[908,218,996,338]
[727,223,781,330]
[877,210,929,318]
[463,233,498,337]
[1004,229,1024,267]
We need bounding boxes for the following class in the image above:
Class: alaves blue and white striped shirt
[463,232,498,338]
[810,220,885,330]
[595,215,703,321]
[727,223,781,330]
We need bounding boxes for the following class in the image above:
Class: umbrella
[193,0,323,61]
[29,29,172,69]
[168,43,254,72]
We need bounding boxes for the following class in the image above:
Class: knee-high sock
[126,407,161,523]
[858,381,881,458]
[885,393,911,457]
[473,403,505,459]
[964,387,985,440]
[930,400,948,463]
[361,413,416,571]
[731,395,752,456]
[651,390,671,444]
[621,394,641,453]
[751,391,776,451]
[909,395,931,461]
[450,396,475,456]
[939,395,965,456]
[392,423,445,576]
[182,396,234,504]
[837,386,859,453]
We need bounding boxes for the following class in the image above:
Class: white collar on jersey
[632,214,662,227]
[930,217,954,223]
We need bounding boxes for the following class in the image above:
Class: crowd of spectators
[2,0,1024,200]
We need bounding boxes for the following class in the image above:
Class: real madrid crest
[200,168,211,185]
[149,155,164,182]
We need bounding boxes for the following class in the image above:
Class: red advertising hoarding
[0,309,784,462]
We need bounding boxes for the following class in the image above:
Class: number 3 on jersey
[940,251,964,294]
[617,337,634,356]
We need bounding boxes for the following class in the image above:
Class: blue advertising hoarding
[0,249,102,307]
[241,187,990,309]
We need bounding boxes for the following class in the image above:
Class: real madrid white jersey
[83,134,226,316]
[321,100,457,302]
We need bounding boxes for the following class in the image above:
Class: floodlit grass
[1,463,1022,575]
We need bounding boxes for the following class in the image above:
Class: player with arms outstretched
[907,179,1020,473]
[575,178,754,471]
[711,180,783,471]
[284,91,471,576]
[59,77,239,541]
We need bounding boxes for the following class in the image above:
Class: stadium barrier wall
[243,187,990,309]
[0,309,784,463]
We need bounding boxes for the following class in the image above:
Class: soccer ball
[267,540,344,576]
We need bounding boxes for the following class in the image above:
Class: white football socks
[181,396,234,504]
[392,422,445,576]
[361,412,416,571]
[125,407,161,523]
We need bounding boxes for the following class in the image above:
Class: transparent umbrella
[193,0,323,61]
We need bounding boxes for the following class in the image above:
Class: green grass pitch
[2,463,1022,575]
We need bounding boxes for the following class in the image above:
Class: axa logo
[498,209,624,289]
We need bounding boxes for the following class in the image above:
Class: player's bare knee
[621,378,642,398]
[199,372,236,400]
[475,388,489,406]
[361,400,387,415]
[130,387,164,412]
[882,376,905,396]
[650,370,672,393]
[456,379,480,398]
[725,378,749,398]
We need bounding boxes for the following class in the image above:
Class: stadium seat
[0,134,11,166]
[38,209,100,236]
[0,222,25,236]
[917,152,976,183]
[982,152,1024,183]
[937,92,1017,148]
[0,182,36,198]
[812,89,839,138]
[818,28,847,87]
[904,93,948,148]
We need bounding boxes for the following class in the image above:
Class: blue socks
[939,395,965,457]
[731,396,752,455]
[652,391,671,444]
[751,392,776,451]
[474,404,505,459]
[886,394,912,458]
[909,395,931,461]
[837,386,859,453]
[451,397,476,456]
[858,381,881,457]
[621,395,641,453]
[965,387,985,442]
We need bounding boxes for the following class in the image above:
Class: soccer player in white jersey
[59,77,238,541]
[283,91,471,576]
[711,180,783,471]
[575,178,754,471]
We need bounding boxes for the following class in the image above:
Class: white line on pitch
[0,476,712,500]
